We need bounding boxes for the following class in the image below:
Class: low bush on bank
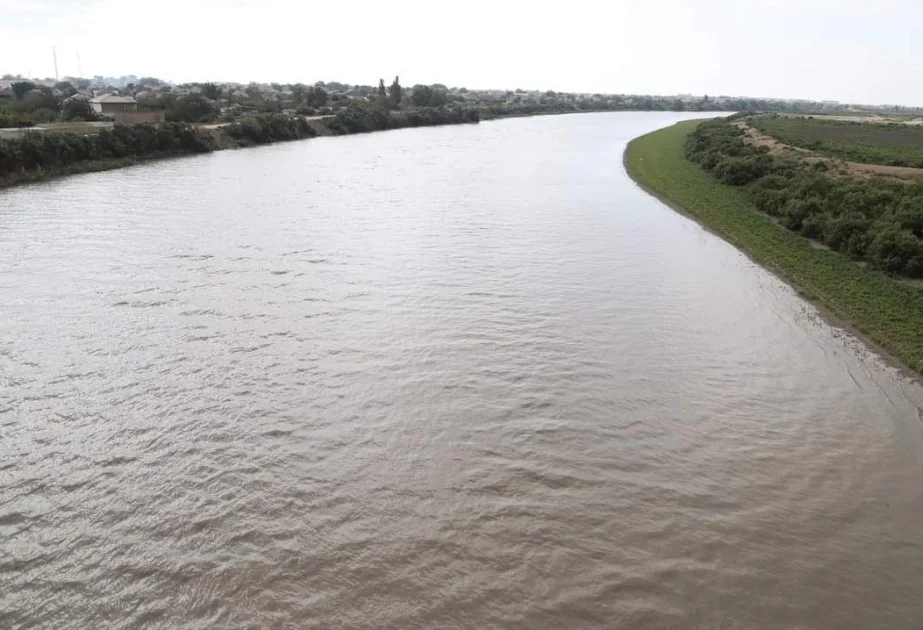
[0,110,482,186]
[222,114,316,145]
[325,103,479,135]
[0,122,214,177]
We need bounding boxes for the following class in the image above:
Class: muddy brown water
[2,112,923,629]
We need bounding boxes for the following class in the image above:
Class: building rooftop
[89,93,137,104]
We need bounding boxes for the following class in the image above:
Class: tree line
[325,101,479,134]
[0,122,214,178]
[0,107,482,186]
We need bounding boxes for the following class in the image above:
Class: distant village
[3,73,923,136]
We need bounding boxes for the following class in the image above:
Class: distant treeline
[686,118,923,277]
[476,97,848,119]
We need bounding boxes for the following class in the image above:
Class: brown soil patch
[735,121,809,158]
[735,121,923,183]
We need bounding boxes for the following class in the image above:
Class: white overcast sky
[2,0,922,106]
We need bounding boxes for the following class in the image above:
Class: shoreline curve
[623,120,923,381]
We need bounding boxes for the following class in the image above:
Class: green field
[749,115,923,167]
[625,120,923,376]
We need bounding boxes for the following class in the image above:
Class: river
[2,112,923,629]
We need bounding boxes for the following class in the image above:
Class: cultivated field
[750,116,923,168]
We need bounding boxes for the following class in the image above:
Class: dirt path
[735,121,923,182]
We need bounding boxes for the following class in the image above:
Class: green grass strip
[625,120,923,376]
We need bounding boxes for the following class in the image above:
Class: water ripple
[1,112,923,629]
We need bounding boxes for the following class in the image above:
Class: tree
[412,85,448,107]
[389,76,402,106]
[201,82,222,100]
[308,87,327,107]
[54,81,77,97]
[165,94,217,123]
[11,81,35,101]
[868,226,923,275]
[373,79,392,108]
[411,85,429,107]
[61,98,98,121]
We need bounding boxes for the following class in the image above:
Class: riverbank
[625,120,923,377]
[0,108,479,190]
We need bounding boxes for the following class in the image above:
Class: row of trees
[325,101,479,135]
[686,118,923,277]
[0,122,214,176]
[0,105,484,183]
[223,114,316,145]
[370,77,449,108]
[0,114,322,180]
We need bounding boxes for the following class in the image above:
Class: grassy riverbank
[625,120,923,376]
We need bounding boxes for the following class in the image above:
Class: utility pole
[52,46,59,81]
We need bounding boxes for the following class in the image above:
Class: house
[90,93,138,115]
[88,92,163,123]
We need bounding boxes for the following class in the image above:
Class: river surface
[3,112,923,629]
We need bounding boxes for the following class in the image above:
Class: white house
[89,93,137,115]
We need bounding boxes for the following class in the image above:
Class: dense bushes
[0,114,324,180]
[0,122,214,177]
[223,114,316,145]
[0,108,484,185]
[411,85,448,107]
[686,118,923,277]
[325,103,479,135]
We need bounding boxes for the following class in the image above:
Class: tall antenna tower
[76,50,84,77]
[52,46,59,81]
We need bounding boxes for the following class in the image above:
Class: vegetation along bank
[625,118,923,376]
[0,106,480,188]
[10,70,923,190]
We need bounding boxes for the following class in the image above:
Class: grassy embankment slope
[625,120,923,376]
